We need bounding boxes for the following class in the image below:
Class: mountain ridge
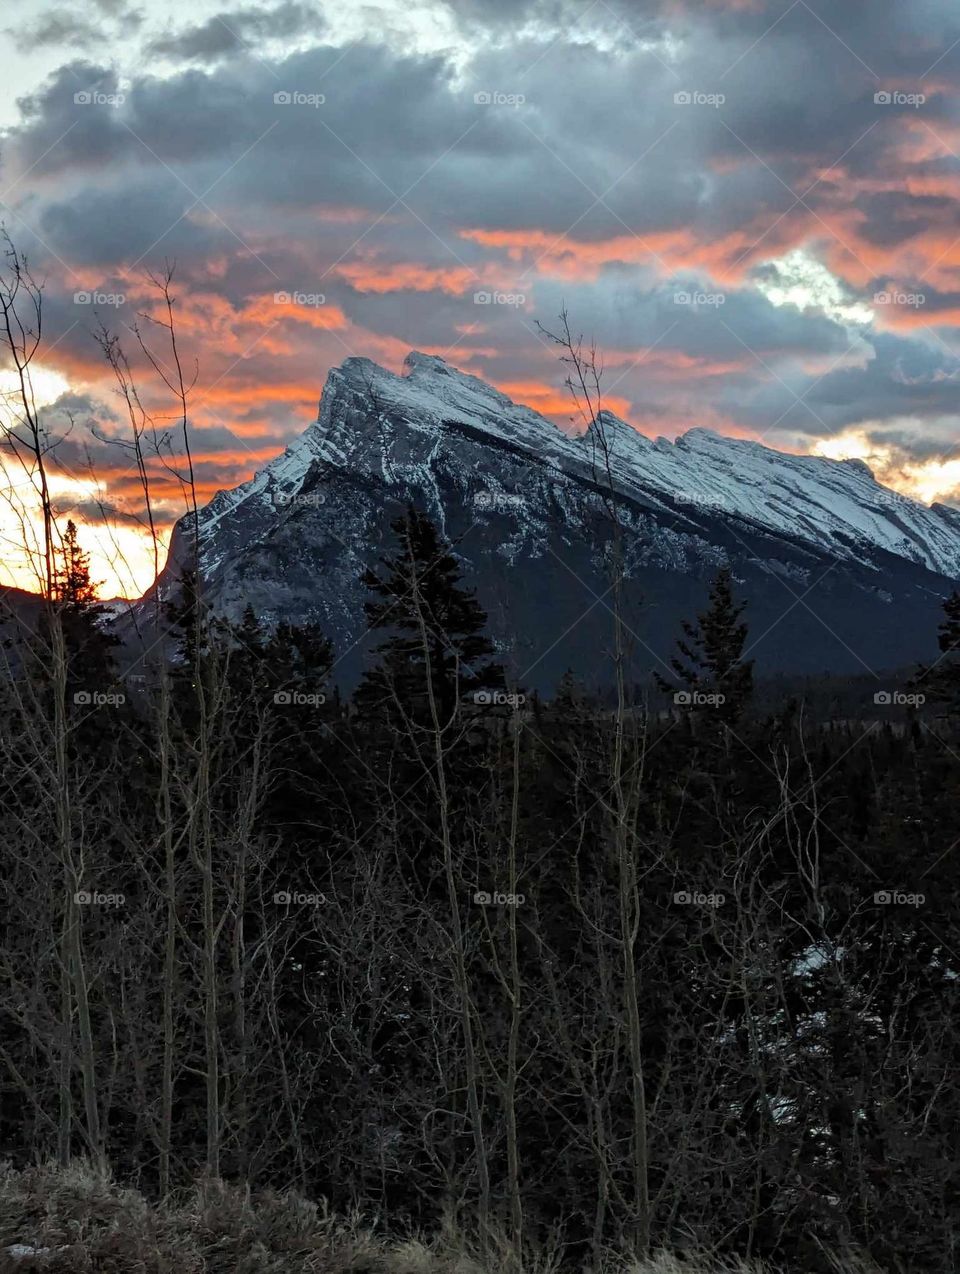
[223,350,960,576]
[139,351,958,690]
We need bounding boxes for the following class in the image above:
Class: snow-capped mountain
[143,352,960,690]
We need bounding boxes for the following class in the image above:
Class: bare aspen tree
[93,316,179,1192]
[405,525,493,1251]
[503,709,524,1256]
[539,310,652,1251]
[134,265,223,1179]
[0,234,105,1169]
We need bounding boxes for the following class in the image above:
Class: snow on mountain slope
[611,424,960,579]
[132,350,960,688]
[198,351,960,582]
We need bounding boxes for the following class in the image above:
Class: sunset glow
[0,0,957,599]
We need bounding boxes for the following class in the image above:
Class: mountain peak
[400,350,512,409]
[143,350,960,688]
[583,410,653,452]
[840,456,875,479]
[676,426,737,449]
[402,350,452,378]
[250,352,960,586]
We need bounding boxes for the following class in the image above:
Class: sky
[1,0,960,596]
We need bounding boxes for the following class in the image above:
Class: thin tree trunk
[409,540,491,1253]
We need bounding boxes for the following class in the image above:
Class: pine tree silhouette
[54,521,102,609]
[356,505,503,726]
[50,519,118,690]
[164,566,209,671]
[656,566,754,727]
[914,590,960,714]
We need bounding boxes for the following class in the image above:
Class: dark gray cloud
[2,0,959,501]
[147,2,324,61]
[93,0,140,16]
[7,12,103,51]
[7,1,143,51]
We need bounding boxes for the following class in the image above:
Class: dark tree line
[1,503,960,1274]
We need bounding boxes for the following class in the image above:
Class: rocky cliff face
[141,351,960,690]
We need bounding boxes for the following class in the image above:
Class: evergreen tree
[355,505,503,726]
[164,565,209,673]
[47,519,119,692]
[656,566,754,727]
[914,589,960,714]
[54,521,100,609]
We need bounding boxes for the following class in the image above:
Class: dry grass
[0,1163,877,1274]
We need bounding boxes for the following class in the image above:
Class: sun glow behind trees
[0,364,168,599]
[0,469,168,598]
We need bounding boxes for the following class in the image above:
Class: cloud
[7,11,103,51]
[1,0,960,547]
[6,1,143,51]
[147,2,324,62]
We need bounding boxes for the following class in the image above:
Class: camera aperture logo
[273,889,326,906]
[74,890,125,907]
[473,489,524,510]
[674,690,725,707]
[74,690,125,707]
[473,890,525,906]
[275,490,326,506]
[874,290,925,308]
[473,291,525,307]
[74,90,125,107]
[273,690,326,706]
[274,91,325,107]
[674,491,733,512]
[274,290,326,307]
[874,690,925,706]
[673,890,725,908]
[874,90,925,108]
[74,290,125,307]
[674,290,725,308]
[674,90,725,108]
[874,890,925,908]
[474,90,525,107]
[473,690,525,707]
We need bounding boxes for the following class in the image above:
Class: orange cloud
[459,219,822,284]
[495,379,633,420]
[334,262,479,294]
